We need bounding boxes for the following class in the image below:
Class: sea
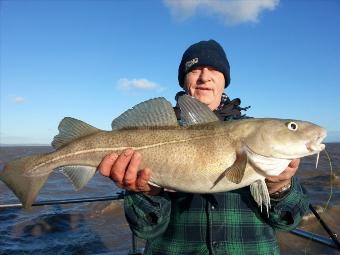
[0,144,339,255]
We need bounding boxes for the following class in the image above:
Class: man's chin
[194,96,211,105]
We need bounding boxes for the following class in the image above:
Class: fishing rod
[290,228,340,250]
[0,192,124,209]
[298,187,340,250]
[308,203,340,250]
[297,149,340,250]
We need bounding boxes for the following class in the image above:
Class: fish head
[244,119,327,160]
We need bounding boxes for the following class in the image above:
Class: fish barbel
[0,95,327,210]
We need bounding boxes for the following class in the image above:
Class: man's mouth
[196,87,212,91]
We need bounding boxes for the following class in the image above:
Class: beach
[0,144,339,255]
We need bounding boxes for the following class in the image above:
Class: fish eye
[287,121,298,131]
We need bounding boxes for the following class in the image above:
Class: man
[98,40,309,254]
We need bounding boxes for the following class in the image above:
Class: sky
[0,0,339,144]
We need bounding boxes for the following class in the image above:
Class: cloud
[163,0,280,25]
[117,78,161,91]
[13,96,25,104]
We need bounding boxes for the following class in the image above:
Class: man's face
[183,66,225,110]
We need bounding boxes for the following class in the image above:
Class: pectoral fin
[212,150,247,189]
[224,150,247,184]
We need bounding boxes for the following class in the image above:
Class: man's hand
[265,159,300,194]
[98,148,162,195]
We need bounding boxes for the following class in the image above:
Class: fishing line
[304,148,339,254]
[323,148,333,211]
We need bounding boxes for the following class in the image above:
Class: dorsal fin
[111,97,179,130]
[177,95,220,126]
[52,117,100,149]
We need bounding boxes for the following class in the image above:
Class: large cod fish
[0,95,326,210]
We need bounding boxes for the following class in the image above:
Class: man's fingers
[136,168,151,191]
[123,151,142,189]
[289,158,300,168]
[99,149,156,194]
[266,170,292,183]
[266,159,300,183]
[98,153,118,177]
[137,168,163,195]
[110,148,134,184]
[266,176,280,183]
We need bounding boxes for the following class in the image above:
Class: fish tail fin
[0,155,50,209]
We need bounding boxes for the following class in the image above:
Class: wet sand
[0,144,339,254]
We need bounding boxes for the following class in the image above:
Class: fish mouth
[306,141,325,153]
[306,132,327,153]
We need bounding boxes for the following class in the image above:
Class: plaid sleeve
[267,177,310,231]
[124,191,171,239]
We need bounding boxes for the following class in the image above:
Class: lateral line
[27,134,218,175]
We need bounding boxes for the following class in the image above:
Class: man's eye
[190,69,201,74]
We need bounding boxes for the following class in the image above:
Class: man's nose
[199,67,212,83]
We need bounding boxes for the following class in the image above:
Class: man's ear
[182,82,189,93]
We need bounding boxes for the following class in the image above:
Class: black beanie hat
[178,40,230,88]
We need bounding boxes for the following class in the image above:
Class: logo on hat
[185,58,198,72]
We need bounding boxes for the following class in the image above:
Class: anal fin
[59,165,96,190]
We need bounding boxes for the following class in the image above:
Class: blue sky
[1,0,339,144]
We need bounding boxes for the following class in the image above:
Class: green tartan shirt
[124,177,309,255]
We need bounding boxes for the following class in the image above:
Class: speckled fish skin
[0,97,327,209]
